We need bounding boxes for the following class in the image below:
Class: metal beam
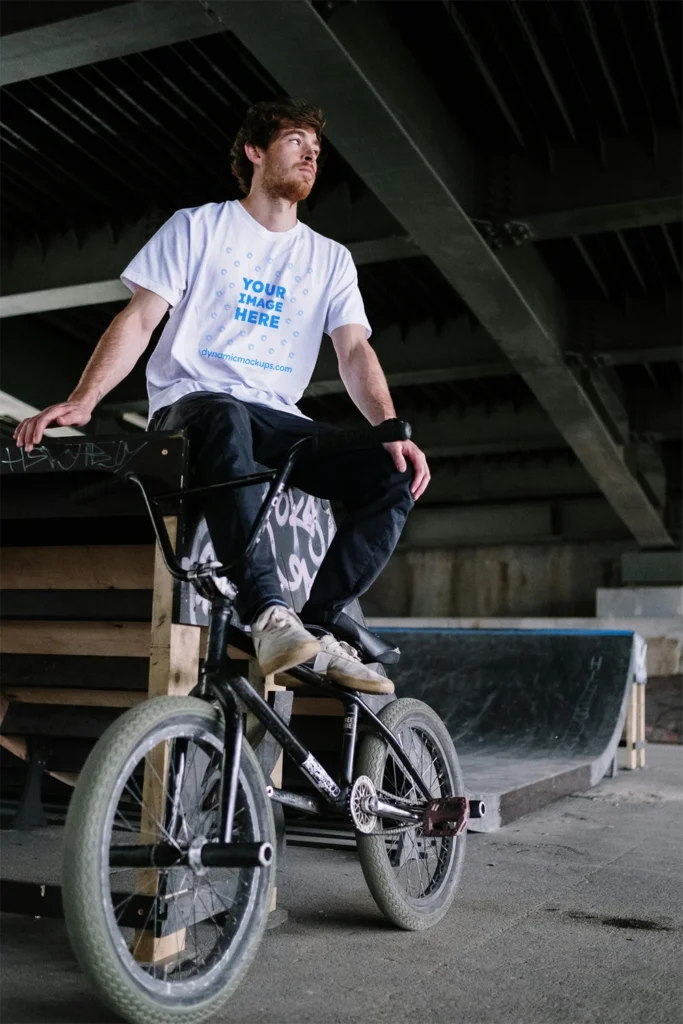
[400,497,630,548]
[0,1,223,86]
[210,0,671,546]
[349,235,420,264]
[0,315,145,412]
[632,394,683,441]
[326,402,567,458]
[0,217,419,317]
[483,132,682,240]
[425,452,596,505]
[0,391,82,437]
[307,315,509,396]
[1,318,86,410]
[571,297,683,368]
[0,213,171,311]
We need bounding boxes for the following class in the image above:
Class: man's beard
[262,165,314,203]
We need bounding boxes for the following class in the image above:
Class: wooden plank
[292,697,345,717]
[624,683,638,770]
[133,928,188,965]
[0,654,149,691]
[637,684,646,768]
[0,590,153,622]
[1,687,144,708]
[136,516,199,960]
[1,703,120,738]
[0,546,154,589]
[0,621,150,657]
[0,731,78,787]
[148,518,200,698]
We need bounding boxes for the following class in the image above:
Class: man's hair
[230,99,326,195]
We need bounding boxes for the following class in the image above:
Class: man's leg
[241,409,411,692]
[151,393,319,673]
[242,405,414,625]
[293,443,414,626]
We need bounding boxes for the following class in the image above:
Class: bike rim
[380,723,457,904]
[98,719,265,1005]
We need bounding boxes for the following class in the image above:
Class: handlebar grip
[71,471,133,505]
[310,419,412,456]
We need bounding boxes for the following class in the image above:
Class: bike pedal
[422,796,469,837]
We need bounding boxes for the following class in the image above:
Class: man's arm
[331,324,430,499]
[13,287,169,451]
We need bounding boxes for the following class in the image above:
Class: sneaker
[251,605,320,677]
[313,633,395,695]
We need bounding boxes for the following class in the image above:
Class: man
[14,99,430,693]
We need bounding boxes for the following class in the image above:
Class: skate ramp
[378,627,646,831]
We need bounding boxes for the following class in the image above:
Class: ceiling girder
[483,131,682,241]
[0,217,419,316]
[0,1,223,86]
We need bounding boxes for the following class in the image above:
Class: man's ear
[244,142,264,169]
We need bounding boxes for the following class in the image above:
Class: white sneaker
[251,605,320,677]
[313,634,395,695]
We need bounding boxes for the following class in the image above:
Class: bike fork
[219,704,243,843]
[200,594,245,844]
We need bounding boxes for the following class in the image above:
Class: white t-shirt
[121,200,371,419]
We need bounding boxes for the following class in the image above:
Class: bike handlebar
[70,418,412,585]
[71,419,412,507]
[309,418,411,456]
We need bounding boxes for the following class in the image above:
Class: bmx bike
[61,419,472,1024]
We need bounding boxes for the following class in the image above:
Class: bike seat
[305,612,400,666]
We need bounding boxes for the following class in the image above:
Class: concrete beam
[212,0,670,547]
[0,216,419,317]
[484,132,683,240]
[0,1,223,86]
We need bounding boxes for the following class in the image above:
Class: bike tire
[62,696,275,1024]
[355,697,466,931]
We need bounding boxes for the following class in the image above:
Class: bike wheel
[355,697,466,931]
[62,696,275,1024]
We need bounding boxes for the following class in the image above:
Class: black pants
[152,392,414,625]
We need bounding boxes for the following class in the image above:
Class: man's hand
[13,399,94,452]
[383,439,431,500]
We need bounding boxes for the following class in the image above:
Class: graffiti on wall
[178,484,337,626]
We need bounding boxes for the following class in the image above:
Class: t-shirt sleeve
[120,210,191,308]
[324,248,372,339]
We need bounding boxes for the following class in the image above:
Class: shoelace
[261,606,293,631]
[323,635,361,662]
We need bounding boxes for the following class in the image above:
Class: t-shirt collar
[232,200,302,243]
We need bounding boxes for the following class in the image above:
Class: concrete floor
[1,744,681,1024]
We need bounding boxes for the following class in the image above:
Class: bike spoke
[99,722,264,990]
[380,724,456,900]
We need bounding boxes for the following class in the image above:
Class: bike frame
[197,597,431,842]
[123,444,433,844]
